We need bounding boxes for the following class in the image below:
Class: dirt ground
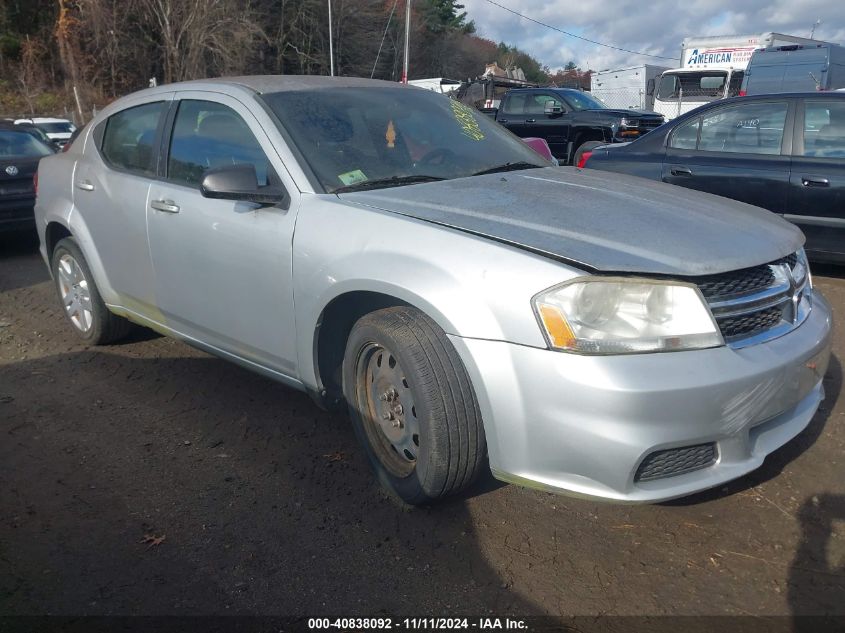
[1,232,844,619]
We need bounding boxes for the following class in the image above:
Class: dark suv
[582,93,845,262]
[491,88,664,165]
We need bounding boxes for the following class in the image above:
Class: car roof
[508,87,583,94]
[128,75,407,99]
[728,92,845,100]
[0,122,40,131]
[671,92,845,122]
[26,117,73,123]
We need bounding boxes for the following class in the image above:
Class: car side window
[101,102,165,175]
[670,117,701,150]
[527,94,563,115]
[167,100,273,187]
[803,101,845,158]
[696,101,788,155]
[501,94,527,115]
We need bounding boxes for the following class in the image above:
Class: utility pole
[401,0,411,83]
[810,19,821,39]
[328,0,335,76]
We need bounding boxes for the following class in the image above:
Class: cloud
[461,0,845,71]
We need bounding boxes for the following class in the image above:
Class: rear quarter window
[99,102,166,175]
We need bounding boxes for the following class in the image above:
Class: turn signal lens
[537,304,576,348]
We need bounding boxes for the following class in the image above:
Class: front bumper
[450,292,833,503]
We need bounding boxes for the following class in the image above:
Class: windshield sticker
[386,120,396,148]
[338,169,368,186]
[449,99,485,141]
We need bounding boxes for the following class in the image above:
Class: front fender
[292,195,580,390]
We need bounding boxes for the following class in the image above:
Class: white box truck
[590,64,670,111]
[652,32,823,120]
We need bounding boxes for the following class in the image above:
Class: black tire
[572,140,605,167]
[342,306,486,505]
[51,237,132,345]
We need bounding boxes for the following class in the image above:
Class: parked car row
[13,117,77,147]
[0,117,79,234]
[580,93,845,263]
[0,123,57,233]
[32,76,831,506]
[486,87,665,166]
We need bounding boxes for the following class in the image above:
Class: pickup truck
[491,87,665,166]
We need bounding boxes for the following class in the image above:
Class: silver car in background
[34,76,832,505]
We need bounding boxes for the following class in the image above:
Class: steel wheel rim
[57,254,93,333]
[356,342,420,478]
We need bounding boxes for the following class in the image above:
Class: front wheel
[343,307,486,504]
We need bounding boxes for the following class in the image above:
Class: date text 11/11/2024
[307,618,528,630]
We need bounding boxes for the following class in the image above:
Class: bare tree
[136,0,265,83]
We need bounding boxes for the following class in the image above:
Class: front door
[146,92,300,377]
[661,99,793,213]
[523,92,571,160]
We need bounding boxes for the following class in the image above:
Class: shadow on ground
[0,349,539,616]
[788,493,845,620]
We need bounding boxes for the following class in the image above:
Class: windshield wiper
[472,161,544,176]
[333,174,445,194]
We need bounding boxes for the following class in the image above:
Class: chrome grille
[638,118,663,133]
[718,306,783,338]
[689,253,811,347]
[695,264,775,300]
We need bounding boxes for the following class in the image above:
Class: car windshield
[561,91,607,111]
[38,122,75,134]
[261,87,549,192]
[0,130,54,157]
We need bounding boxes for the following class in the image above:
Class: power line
[480,0,677,61]
[371,0,399,78]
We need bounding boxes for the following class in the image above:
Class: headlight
[620,117,639,128]
[533,278,724,354]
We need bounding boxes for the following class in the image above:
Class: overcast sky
[461,0,845,71]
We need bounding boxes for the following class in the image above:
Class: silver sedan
[34,76,832,504]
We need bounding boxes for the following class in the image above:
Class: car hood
[338,167,803,276]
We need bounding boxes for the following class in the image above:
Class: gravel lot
[1,232,843,619]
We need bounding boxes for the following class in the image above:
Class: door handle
[498,118,508,123]
[76,180,95,191]
[801,176,830,187]
[525,118,536,123]
[150,199,180,213]
[670,166,693,177]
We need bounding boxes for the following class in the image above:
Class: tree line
[0,0,559,121]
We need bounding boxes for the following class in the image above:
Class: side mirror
[200,164,287,206]
[646,78,655,96]
[544,100,563,115]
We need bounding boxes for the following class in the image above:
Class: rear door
[496,92,531,137]
[787,98,845,259]
[73,94,172,311]
[661,99,793,213]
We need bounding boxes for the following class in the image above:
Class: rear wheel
[343,306,486,504]
[51,237,132,344]
[573,140,605,167]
